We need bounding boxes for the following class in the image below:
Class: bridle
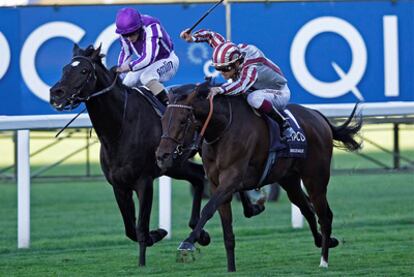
[160,93,233,159]
[161,104,199,159]
[64,56,119,105]
[55,55,123,137]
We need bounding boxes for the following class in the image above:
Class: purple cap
[115,8,142,35]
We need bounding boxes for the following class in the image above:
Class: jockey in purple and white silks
[180,29,294,140]
[115,8,179,105]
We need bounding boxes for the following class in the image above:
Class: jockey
[115,8,179,105]
[180,29,295,141]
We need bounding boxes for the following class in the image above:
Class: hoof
[149,228,168,244]
[315,235,339,248]
[197,229,211,246]
[176,242,200,263]
[329,237,339,248]
[244,203,265,218]
[319,257,328,268]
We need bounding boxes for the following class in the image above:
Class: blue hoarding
[0,1,412,115]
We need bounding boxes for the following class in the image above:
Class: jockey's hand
[208,87,223,99]
[180,28,194,42]
[116,63,130,73]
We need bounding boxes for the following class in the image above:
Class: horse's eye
[81,69,88,74]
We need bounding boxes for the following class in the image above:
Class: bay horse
[156,82,362,271]
[49,45,265,266]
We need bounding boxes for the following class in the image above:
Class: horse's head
[50,44,105,111]
[156,82,211,170]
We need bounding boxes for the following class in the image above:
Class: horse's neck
[86,73,126,144]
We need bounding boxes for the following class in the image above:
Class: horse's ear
[90,44,102,61]
[196,84,210,99]
[72,43,81,56]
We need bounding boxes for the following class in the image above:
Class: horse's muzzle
[50,85,69,111]
[156,151,173,170]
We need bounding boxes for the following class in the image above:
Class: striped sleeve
[221,65,258,96]
[117,37,132,66]
[193,29,226,48]
[130,24,161,71]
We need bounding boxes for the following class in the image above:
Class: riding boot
[155,90,169,106]
[267,108,295,141]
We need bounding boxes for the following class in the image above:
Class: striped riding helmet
[212,42,243,68]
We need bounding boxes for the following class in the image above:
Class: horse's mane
[169,80,213,103]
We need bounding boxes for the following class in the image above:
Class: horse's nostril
[157,152,169,162]
[53,89,65,98]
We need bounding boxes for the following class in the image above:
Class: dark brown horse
[156,82,362,271]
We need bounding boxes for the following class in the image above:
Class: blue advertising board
[0,1,412,115]
[231,0,414,105]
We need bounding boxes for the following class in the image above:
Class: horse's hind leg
[278,175,322,246]
[302,175,338,268]
[112,186,137,242]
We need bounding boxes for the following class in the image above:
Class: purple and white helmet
[212,42,243,68]
[115,8,142,35]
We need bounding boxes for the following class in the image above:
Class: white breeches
[122,51,179,87]
[246,84,291,110]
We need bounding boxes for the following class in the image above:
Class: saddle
[132,86,166,117]
[259,108,307,186]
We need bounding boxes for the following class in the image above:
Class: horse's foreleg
[167,162,210,246]
[112,186,137,242]
[218,202,236,272]
[179,183,234,247]
[135,177,167,266]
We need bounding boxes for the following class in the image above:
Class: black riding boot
[156,90,169,106]
[267,108,295,141]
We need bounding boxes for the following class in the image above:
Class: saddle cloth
[259,108,307,185]
[132,86,166,117]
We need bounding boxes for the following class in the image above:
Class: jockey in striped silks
[180,29,295,141]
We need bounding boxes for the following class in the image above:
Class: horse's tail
[315,103,363,152]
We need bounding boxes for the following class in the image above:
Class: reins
[203,96,232,145]
[200,94,215,137]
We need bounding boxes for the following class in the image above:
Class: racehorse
[156,81,363,271]
[49,45,265,267]
[49,44,214,267]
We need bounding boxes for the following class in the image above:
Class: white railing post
[159,176,172,239]
[17,129,30,248]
